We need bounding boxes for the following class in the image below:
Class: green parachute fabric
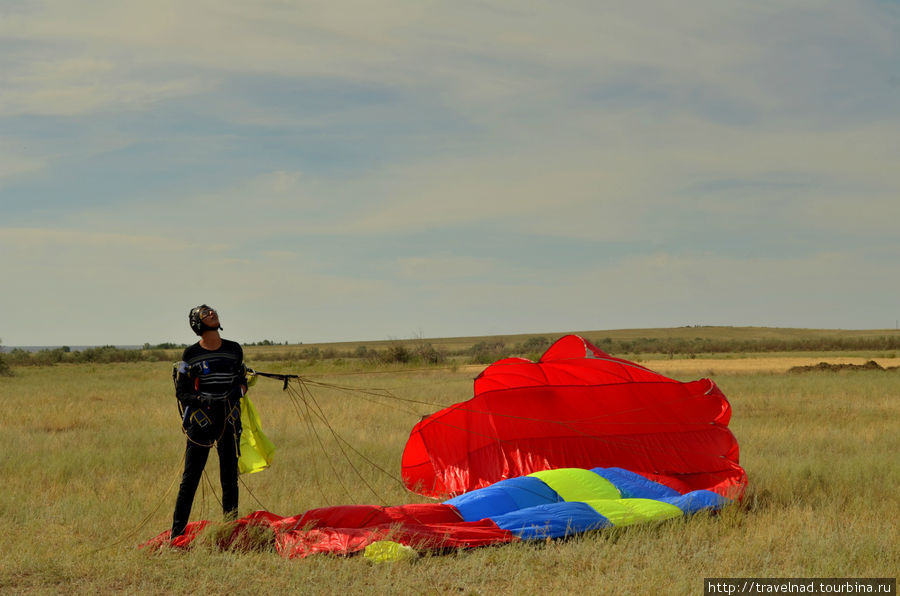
[238,394,275,475]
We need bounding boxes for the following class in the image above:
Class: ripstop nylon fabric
[142,466,730,556]
[402,335,746,499]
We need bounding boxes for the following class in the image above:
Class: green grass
[1,355,897,594]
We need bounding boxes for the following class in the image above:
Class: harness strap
[248,368,299,391]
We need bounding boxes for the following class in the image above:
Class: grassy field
[1,342,898,594]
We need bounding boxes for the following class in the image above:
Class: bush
[470,340,508,364]
[415,342,446,365]
[520,336,550,352]
[0,340,11,377]
[381,344,411,364]
[4,344,171,367]
[143,342,183,350]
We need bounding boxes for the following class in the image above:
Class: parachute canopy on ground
[143,466,732,557]
[143,335,747,557]
[401,335,746,499]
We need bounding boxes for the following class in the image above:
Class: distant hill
[245,326,900,360]
[6,327,898,366]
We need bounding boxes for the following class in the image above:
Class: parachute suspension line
[250,367,450,412]
[198,471,211,523]
[289,379,406,495]
[248,371,339,504]
[196,463,270,524]
[288,377,389,506]
[290,375,427,416]
[249,369,416,502]
[202,469,223,513]
[239,474,269,512]
[301,379,410,502]
[306,379,422,417]
[288,378,348,506]
[83,451,187,556]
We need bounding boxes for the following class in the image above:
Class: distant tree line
[2,345,177,366]
[238,334,900,366]
[262,334,900,365]
[588,335,900,356]
[3,334,899,369]
[142,342,184,350]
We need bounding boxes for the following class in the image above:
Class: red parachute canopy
[401,335,746,499]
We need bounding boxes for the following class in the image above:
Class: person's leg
[171,439,211,537]
[217,428,239,520]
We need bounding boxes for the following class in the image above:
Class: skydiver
[170,305,248,540]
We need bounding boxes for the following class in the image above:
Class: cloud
[0,224,394,344]
[405,249,900,335]
[0,144,44,182]
[393,255,500,282]
[4,1,893,124]
[2,1,898,345]
[0,56,207,116]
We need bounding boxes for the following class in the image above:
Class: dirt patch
[788,360,900,373]
[639,356,900,376]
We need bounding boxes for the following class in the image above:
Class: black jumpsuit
[171,339,245,538]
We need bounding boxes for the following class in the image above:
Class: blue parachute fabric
[491,502,611,539]
[659,490,730,513]
[445,467,732,540]
[446,476,562,521]
[492,501,613,540]
[590,467,682,499]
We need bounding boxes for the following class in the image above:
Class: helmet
[189,304,222,336]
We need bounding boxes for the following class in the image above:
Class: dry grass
[242,325,900,361]
[0,356,897,594]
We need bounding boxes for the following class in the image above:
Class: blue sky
[2,1,899,346]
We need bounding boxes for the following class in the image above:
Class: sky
[1,1,899,347]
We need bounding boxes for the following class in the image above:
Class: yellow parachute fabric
[238,393,275,475]
[364,541,418,563]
